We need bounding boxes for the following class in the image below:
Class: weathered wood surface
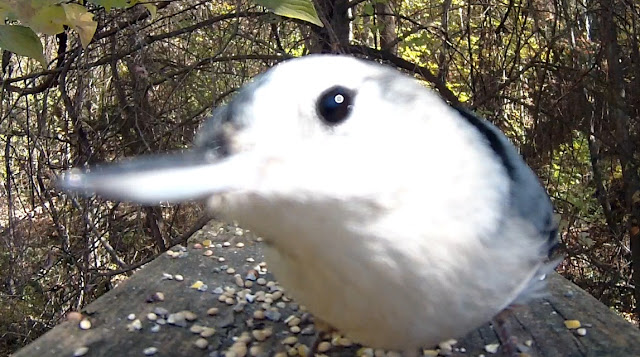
[14,224,640,357]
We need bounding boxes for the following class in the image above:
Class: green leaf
[87,0,130,12]
[142,3,157,20]
[254,0,323,27]
[0,25,46,66]
[363,3,374,16]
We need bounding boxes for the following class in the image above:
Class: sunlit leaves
[0,0,94,65]
[0,0,158,65]
[549,131,601,219]
[254,0,324,27]
[26,3,66,35]
[0,25,46,66]
[61,3,97,48]
[88,0,129,12]
[89,0,157,19]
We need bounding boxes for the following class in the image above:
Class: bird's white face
[198,56,437,207]
[197,61,402,182]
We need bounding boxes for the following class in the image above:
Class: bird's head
[59,55,506,237]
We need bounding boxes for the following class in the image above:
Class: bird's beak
[56,93,261,206]
[57,72,273,205]
[56,147,254,205]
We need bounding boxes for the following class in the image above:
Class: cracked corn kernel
[564,320,581,329]
[191,281,204,289]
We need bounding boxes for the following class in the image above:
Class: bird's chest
[263,223,428,349]
[225,195,422,339]
[216,186,524,349]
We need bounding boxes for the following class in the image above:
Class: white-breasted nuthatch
[59,55,558,354]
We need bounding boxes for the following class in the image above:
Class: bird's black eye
[316,86,355,125]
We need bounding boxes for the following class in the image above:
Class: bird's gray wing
[453,107,559,257]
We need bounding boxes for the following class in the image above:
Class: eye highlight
[316,86,355,125]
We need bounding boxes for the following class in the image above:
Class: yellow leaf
[62,3,98,48]
[27,4,66,35]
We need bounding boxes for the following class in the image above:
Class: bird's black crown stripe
[453,107,516,179]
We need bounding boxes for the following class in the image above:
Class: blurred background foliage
[1,0,639,354]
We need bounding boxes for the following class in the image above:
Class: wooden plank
[14,227,640,357]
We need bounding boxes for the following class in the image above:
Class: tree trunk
[600,0,640,319]
[310,0,351,53]
[375,0,397,54]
